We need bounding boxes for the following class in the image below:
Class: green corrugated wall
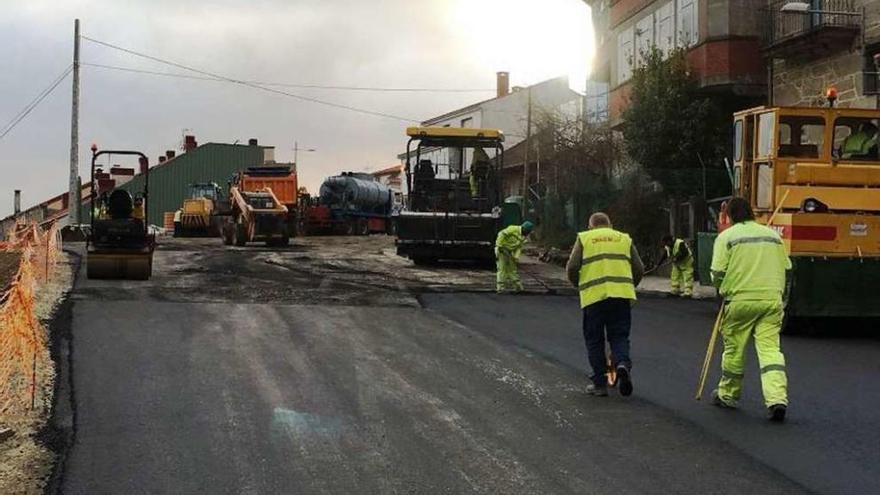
[114,143,267,224]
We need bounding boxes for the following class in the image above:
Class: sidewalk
[521,254,716,299]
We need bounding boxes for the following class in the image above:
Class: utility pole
[293,141,316,170]
[521,86,532,219]
[68,19,81,225]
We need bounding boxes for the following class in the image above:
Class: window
[733,120,743,162]
[656,2,674,56]
[734,165,742,190]
[756,164,773,209]
[677,0,698,47]
[460,117,473,128]
[777,116,825,159]
[635,15,654,67]
[618,27,634,83]
[757,112,775,158]
[833,117,880,162]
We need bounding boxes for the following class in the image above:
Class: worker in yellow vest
[659,235,694,297]
[710,197,791,422]
[566,213,644,397]
[495,221,534,293]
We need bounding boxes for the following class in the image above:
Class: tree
[622,47,730,200]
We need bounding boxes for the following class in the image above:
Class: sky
[0,0,593,218]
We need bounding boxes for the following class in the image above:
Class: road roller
[86,145,155,280]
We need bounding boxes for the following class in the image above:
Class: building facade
[586,0,767,125]
[767,0,880,108]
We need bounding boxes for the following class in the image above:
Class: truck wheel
[222,224,234,246]
[345,221,356,236]
[358,219,369,236]
[234,218,248,247]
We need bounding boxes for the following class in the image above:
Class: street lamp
[293,141,316,167]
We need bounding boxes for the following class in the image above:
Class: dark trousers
[582,298,632,387]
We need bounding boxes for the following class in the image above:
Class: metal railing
[764,0,860,48]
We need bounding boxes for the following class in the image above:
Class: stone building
[767,0,880,108]
[584,0,767,126]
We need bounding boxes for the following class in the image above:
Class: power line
[81,35,420,122]
[1,64,73,141]
[83,62,494,93]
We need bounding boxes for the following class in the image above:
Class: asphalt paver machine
[396,127,504,265]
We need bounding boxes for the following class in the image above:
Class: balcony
[763,0,861,58]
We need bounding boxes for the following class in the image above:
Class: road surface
[54,237,877,494]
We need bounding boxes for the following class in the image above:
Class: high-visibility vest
[495,225,525,258]
[665,238,692,264]
[711,221,792,301]
[577,227,636,308]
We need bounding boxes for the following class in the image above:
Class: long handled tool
[695,304,724,400]
[694,190,791,400]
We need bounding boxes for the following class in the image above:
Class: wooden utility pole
[68,19,81,225]
[521,86,532,219]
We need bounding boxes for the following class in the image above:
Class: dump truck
[174,182,224,237]
[697,93,880,332]
[86,146,155,280]
[396,127,504,265]
[300,173,394,235]
[221,166,298,247]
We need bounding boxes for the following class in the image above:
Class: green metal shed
[113,143,269,224]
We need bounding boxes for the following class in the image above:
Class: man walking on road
[658,235,694,297]
[710,197,791,422]
[495,221,534,293]
[566,213,644,397]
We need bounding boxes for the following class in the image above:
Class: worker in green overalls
[659,235,694,297]
[494,221,534,293]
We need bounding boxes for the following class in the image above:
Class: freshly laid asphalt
[424,294,880,495]
[55,238,878,494]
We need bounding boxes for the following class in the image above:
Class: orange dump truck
[221,166,298,247]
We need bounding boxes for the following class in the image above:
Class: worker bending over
[658,235,694,297]
[566,213,643,397]
[495,221,534,293]
[710,197,791,422]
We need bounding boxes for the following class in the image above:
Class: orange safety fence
[0,221,62,415]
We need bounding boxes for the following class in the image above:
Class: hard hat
[521,221,535,233]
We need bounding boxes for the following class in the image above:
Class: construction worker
[495,221,534,293]
[841,122,878,159]
[132,197,145,221]
[710,197,791,422]
[658,235,694,297]
[566,212,644,397]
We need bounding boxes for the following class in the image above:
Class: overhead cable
[81,36,420,122]
[83,62,494,93]
[1,64,73,140]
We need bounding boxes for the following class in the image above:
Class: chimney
[248,138,258,146]
[139,157,149,175]
[496,71,510,98]
[14,190,21,216]
[166,150,176,160]
[159,156,167,164]
[184,135,197,152]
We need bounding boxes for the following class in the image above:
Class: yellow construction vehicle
[86,146,155,280]
[700,90,880,331]
[174,182,223,237]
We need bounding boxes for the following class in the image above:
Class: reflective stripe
[727,236,782,249]
[761,364,786,374]
[578,276,634,291]
[721,369,744,380]
[581,253,631,267]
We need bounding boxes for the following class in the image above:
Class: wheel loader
[221,166,298,247]
[86,146,155,280]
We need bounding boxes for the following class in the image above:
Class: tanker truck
[300,172,394,235]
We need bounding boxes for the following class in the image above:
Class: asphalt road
[55,237,874,494]
[424,294,880,495]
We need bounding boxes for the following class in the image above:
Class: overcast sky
[0,0,593,218]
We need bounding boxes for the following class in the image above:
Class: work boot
[616,365,633,397]
[711,389,736,409]
[586,383,608,397]
[767,404,787,423]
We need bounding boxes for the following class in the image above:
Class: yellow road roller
[86,145,155,280]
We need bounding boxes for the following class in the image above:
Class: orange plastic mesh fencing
[0,221,62,415]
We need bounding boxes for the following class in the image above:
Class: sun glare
[451,0,593,93]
